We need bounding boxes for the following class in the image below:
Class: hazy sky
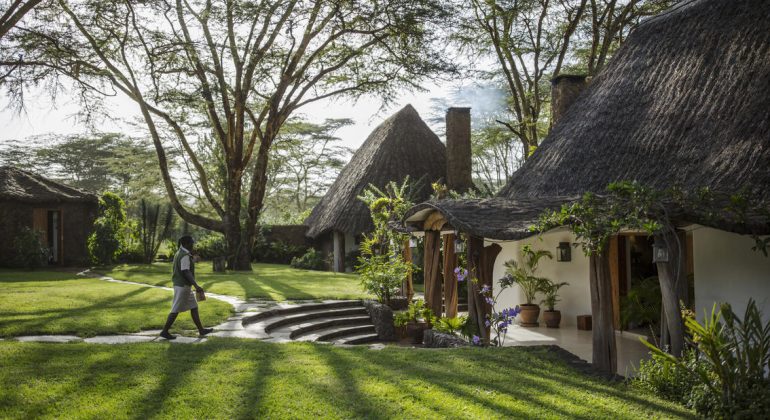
[0,80,463,151]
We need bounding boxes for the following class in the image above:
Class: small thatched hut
[0,166,98,267]
[305,104,448,271]
[404,0,770,371]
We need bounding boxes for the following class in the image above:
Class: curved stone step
[336,333,379,345]
[243,300,363,324]
[262,307,369,333]
[287,315,373,339]
[316,325,377,342]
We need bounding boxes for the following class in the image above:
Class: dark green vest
[172,248,195,287]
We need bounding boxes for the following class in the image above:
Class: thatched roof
[0,166,98,204]
[306,104,446,238]
[406,0,770,239]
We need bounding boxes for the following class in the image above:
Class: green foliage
[433,316,468,335]
[290,248,326,271]
[118,243,146,264]
[540,280,569,311]
[138,199,174,264]
[393,311,411,328]
[195,235,228,260]
[634,349,703,406]
[10,227,47,269]
[621,276,661,330]
[252,241,306,265]
[356,178,419,304]
[502,245,552,304]
[401,300,434,324]
[88,192,128,265]
[641,300,770,418]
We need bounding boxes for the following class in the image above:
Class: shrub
[253,240,306,264]
[118,244,146,264]
[290,248,326,271]
[357,253,411,304]
[634,349,702,405]
[640,299,770,418]
[195,235,227,260]
[434,316,468,335]
[11,227,47,269]
[88,192,128,265]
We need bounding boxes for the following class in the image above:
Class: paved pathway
[9,270,363,346]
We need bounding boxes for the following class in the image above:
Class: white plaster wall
[490,230,591,327]
[692,227,770,324]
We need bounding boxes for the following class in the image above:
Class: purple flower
[485,297,495,306]
[485,319,491,327]
[480,285,491,294]
[454,267,468,282]
[472,335,481,345]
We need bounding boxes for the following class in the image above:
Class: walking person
[159,235,214,340]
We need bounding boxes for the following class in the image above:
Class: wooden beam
[590,250,617,374]
[609,236,620,329]
[466,237,501,344]
[442,233,458,318]
[655,231,687,357]
[424,211,447,231]
[423,230,443,316]
[402,239,414,301]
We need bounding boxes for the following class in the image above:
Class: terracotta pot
[395,325,407,339]
[406,321,429,344]
[518,304,541,327]
[543,310,562,328]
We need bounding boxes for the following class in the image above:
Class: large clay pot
[406,321,430,344]
[542,310,562,328]
[518,304,541,327]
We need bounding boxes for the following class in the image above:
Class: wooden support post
[655,231,688,357]
[402,239,414,301]
[443,233,458,318]
[333,231,345,273]
[609,236,620,330]
[466,236,486,342]
[590,250,617,375]
[423,230,443,317]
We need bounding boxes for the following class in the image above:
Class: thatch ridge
[408,0,770,239]
[0,166,98,204]
[305,104,447,238]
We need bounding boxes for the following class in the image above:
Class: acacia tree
[5,0,453,269]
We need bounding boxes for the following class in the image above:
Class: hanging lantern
[454,237,466,254]
[557,242,572,262]
[652,242,669,263]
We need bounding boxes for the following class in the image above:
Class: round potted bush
[502,245,553,327]
[541,280,569,328]
[402,300,433,344]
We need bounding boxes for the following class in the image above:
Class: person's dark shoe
[159,331,177,340]
[199,328,214,337]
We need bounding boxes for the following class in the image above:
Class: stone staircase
[242,300,379,345]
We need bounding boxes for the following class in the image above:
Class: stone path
[9,270,379,347]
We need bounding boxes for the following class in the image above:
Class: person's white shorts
[170,285,198,313]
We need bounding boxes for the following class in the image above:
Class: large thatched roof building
[404,0,770,371]
[408,0,770,239]
[0,166,98,267]
[305,104,448,271]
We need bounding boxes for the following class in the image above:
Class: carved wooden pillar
[402,239,414,301]
[655,231,687,357]
[423,230,443,316]
[590,249,617,375]
[442,233,458,318]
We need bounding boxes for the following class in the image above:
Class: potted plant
[403,300,434,344]
[502,245,552,327]
[541,280,569,328]
[393,311,411,341]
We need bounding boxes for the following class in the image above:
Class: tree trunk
[402,239,414,301]
[590,250,617,375]
[467,236,489,343]
[333,231,345,273]
[442,233,458,318]
[423,230,443,317]
[654,231,687,357]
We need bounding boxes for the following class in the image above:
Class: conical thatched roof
[306,104,446,239]
[406,0,770,239]
[0,166,98,204]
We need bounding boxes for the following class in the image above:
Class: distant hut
[305,104,448,271]
[0,166,99,266]
[404,0,770,371]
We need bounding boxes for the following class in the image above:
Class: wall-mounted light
[557,242,572,262]
[652,243,669,263]
[409,237,418,249]
[454,237,466,254]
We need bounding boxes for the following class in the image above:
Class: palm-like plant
[502,245,553,305]
[541,280,569,311]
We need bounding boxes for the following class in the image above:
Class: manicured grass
[96,262,370,301]
[0,340,693,419]
[0,270,232,337]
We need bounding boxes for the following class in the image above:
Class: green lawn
[0,270,232,337]
[0,340,693,419]
[96,262,370,301]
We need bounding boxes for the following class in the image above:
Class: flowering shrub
[454,267,468,282]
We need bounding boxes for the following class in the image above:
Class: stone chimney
[445,107,473,193]
[551,74,588,126]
